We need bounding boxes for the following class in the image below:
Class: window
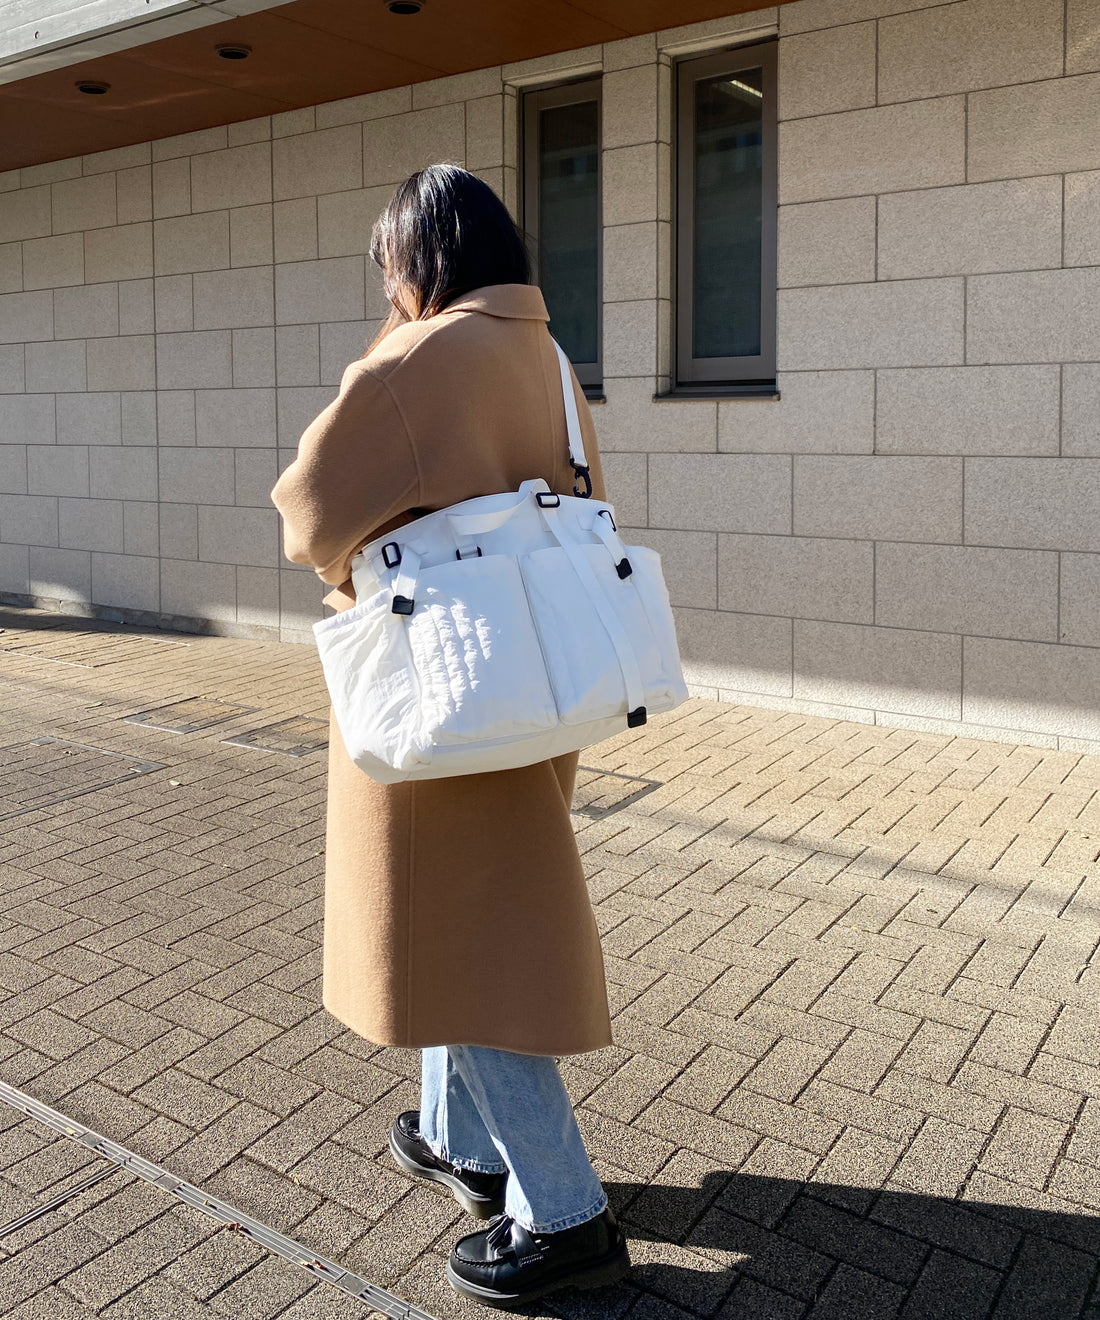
[675,42,777,390]
[522,79,602,390]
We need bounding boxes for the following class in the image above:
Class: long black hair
[369,163,530,326]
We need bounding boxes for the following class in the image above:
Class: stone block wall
[0,0,1098,748]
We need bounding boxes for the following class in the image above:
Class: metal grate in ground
[0,737,163,822]
[125,697,259,735]
[221,715,329,757]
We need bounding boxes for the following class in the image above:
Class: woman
[271,164,630,1307]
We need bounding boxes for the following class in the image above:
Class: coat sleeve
[271,361,420,588]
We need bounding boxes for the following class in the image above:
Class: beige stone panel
[779,22,875,119]
[414,68,499,109]
[599,451,647,526]
[229,118,271,148]
[1063,364,1100,456]
[659,11,779,51]
[970,75,1100,182]
[603,143,658,226]
[596,377,715,453]
[154,274,193,334]
[121,392,156,446]
[0,345,23,393]
[1068,0,1100,73]
[156,331,232,391]
[879,0,1063,102]
[118,280,154,337]
[230,204,274,268]
[87,331,153,396]
[674,607,792,697]
[55,283,120,340]
[91,552,159,611]
[84,223,154,283]
[159,448,236,505]
[316,86,412,129]
[615,526,716,608]
[320,322,378,384]
[234,449,278,507]
[466,95,505,169]
[1060,553,1100,646]
[280,566,326,632]
[276,385,337,445]
[123,501,158,556]
[89,447,157,501]
[153,126,228,162]
[196,387,277,448]
[0,446,26,494]
[272,108,315,139]
[0,186,50,244]
[161,558,236,622]
[876,366,1059,457]
[877,543,1058,641]
[25,342,86,393]
[965,458,1100,552]
[28,446,89,498]
[276,324,320,387]
[0,291,53,343]
[317,186,393,258]
[275,257,365,326]
[719,533,873,622]
[603,65,660,149]
[273,198,319,263]
[0,493,58,545]
[781,0,961,33]
[57,394,119,447]
[0,243,20,294]
[795,456,962,542]
[59,497,124,552]
[232,328,276,389]
[879,178,1062,280]
[116,165,152,224]
[963,636,1100,738]
[236,564,280,629]
[777,198,874,288]
[967,269,1100,363]
[0,395,56,445]
[363,104,466,188]
[604,33,655,70]
[0,543,29,591]
[51,174,116,235]
[83,144,149,175]
[156,391,195,447]
[604,299,657,378]
[190,142,272,213]
[1065,171,1100,267]
[650,453,791,533]
[502,45,601,84]
[780,99,964,204]
[604,223,659,303]
[778,279,963,370]
[720,370,873,454]
[160,504,197,559]
[795,619,962,718]
[154,212,231,276]
[22,234,83,291]
[29,546,87,597]
[198,505,280,567]
[193,266,274,331]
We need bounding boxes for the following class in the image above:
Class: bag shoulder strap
[551,339,592,497]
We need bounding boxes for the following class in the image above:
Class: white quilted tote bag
[314,342,688,783]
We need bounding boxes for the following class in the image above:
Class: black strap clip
[627,706,647,728]
[571,463,592,499]
[598,508,617,531]
[616,558,633,579]
[381,542,402,569]
[536,491,561,508]
[455,546,483,560]
[391,595,415,615]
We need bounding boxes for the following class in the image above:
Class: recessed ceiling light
[76,80,110,94]
[386,0,424,12]
[216,43,252,59]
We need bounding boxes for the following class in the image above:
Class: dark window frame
[521,77,603,390]
[673,41,778,390]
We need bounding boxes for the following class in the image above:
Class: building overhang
[1,0,780,172]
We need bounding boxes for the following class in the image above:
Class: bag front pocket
[404,555,558,745]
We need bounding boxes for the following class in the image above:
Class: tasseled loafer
[388,1110,507,1220]
[445,1206,631,1308]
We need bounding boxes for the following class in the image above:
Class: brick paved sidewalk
[1,602,1099,1320]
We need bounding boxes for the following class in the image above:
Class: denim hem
[513,1189,608,1235]
[429,1140,507,1176]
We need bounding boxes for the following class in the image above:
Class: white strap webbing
[551,340,589,474]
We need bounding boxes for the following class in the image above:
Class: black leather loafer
[389,1110,506,1220]
[445,1206,631,1308]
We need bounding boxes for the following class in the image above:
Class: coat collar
[441,284,549,321]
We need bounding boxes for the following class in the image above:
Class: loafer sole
[388,1130,504,1221]
[444,1242,632,1309]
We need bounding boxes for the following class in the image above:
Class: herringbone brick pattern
[1,603,1099,1318]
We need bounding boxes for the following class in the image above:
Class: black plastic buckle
[627,706,647,728]
[571,463,592,499]
[536,491,561,508]
[598,508,617,531]
[381,542,402,569]
[391,595,415,615]
[455,546,483,560]
[616,557,633,579]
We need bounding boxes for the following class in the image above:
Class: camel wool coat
[271,284,613,1056]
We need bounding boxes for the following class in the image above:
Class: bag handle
[551,340,592,498]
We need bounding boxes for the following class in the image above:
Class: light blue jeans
[419,1045,608,1234]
